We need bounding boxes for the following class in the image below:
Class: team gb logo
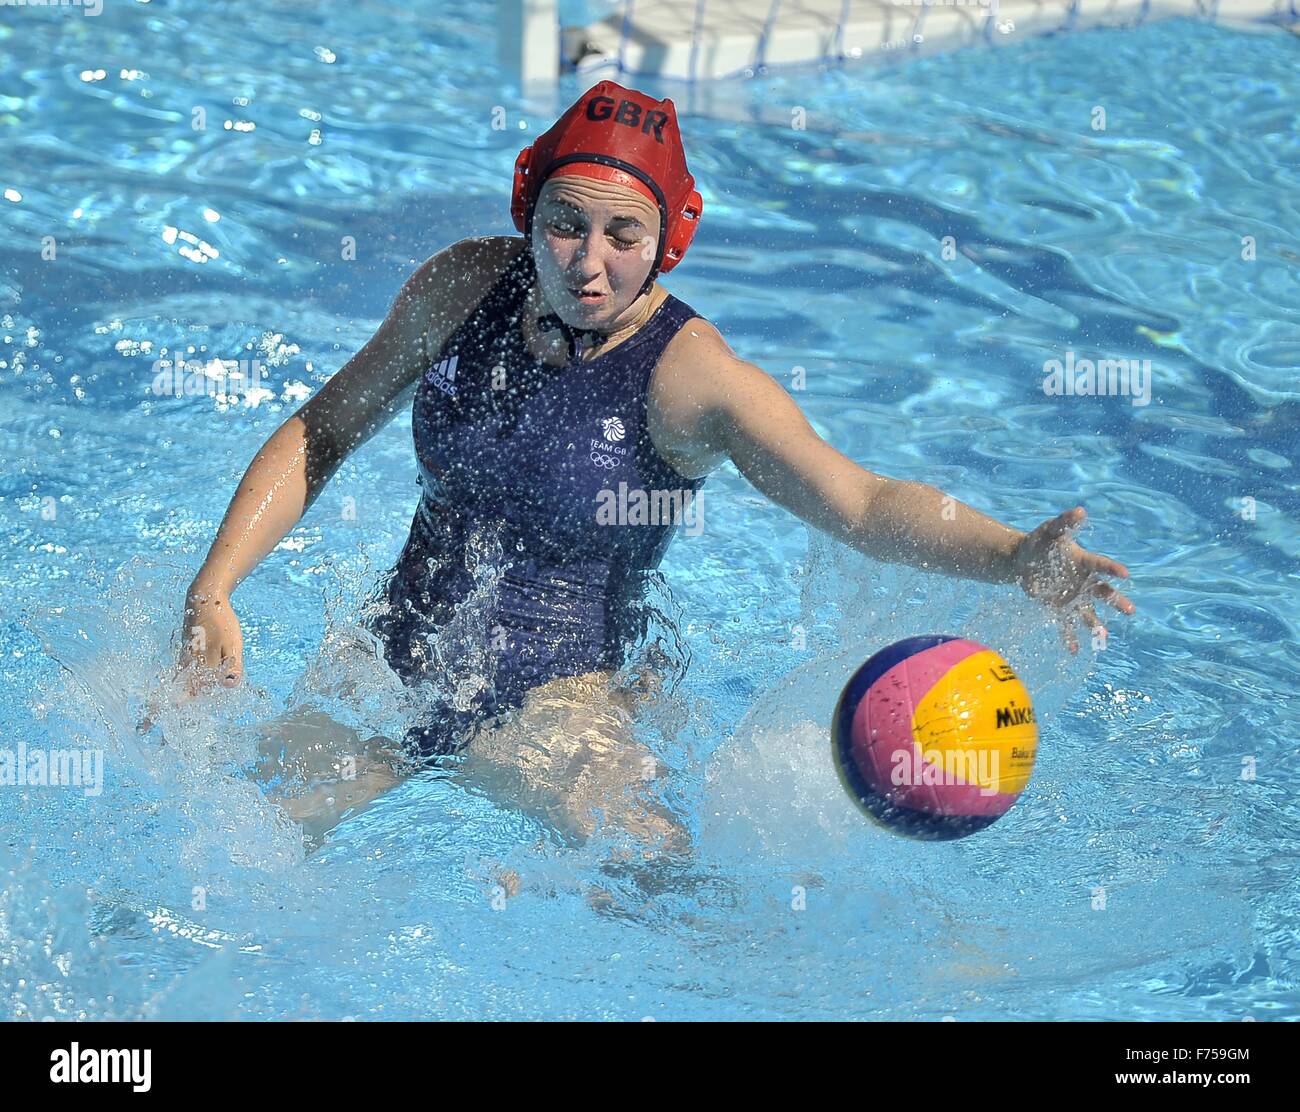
[601,416,626,442]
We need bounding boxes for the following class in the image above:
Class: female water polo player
[174,81,1135,851]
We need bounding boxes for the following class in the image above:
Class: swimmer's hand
[1011,506,1135,655]
[177,579,245,694]
[136,583,245,735]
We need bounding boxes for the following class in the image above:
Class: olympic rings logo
[590,452,620,469]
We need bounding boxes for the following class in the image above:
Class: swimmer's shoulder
[408,236,528,363]
[646,312,755,480]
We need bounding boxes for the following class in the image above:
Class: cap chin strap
[527,247,656,360]
[635,267,658,299]
[536,312,604,361]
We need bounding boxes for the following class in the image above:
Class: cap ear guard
[511,146,533,233]
[659,188,702,274]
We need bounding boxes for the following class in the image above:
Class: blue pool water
[1,4,1298,1020]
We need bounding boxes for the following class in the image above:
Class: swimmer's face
[532,175,662,326]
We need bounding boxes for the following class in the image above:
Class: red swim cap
[511,81,703,285]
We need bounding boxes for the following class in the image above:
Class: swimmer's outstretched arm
[178,240,487,689]
[656,324,1135,654]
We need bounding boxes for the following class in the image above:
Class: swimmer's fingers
[217,635,244,688]
[1078,603,1106,643]
[177,603,208,696]
[1053,602,1117,658]
[170,664,243,709]
[1036,505,1087,544]
[1089,578,1136,616]
[1079,547,1130,583]
[137,686,164,735]
[175,645,242,699]
[1055,612,1080,656]
[170,657,209,702]
[175,634,214,698]
[193,643,243,692]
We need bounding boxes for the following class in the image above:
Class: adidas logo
[425,354,458,396]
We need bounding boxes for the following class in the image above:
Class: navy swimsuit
[364,241,708,757]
